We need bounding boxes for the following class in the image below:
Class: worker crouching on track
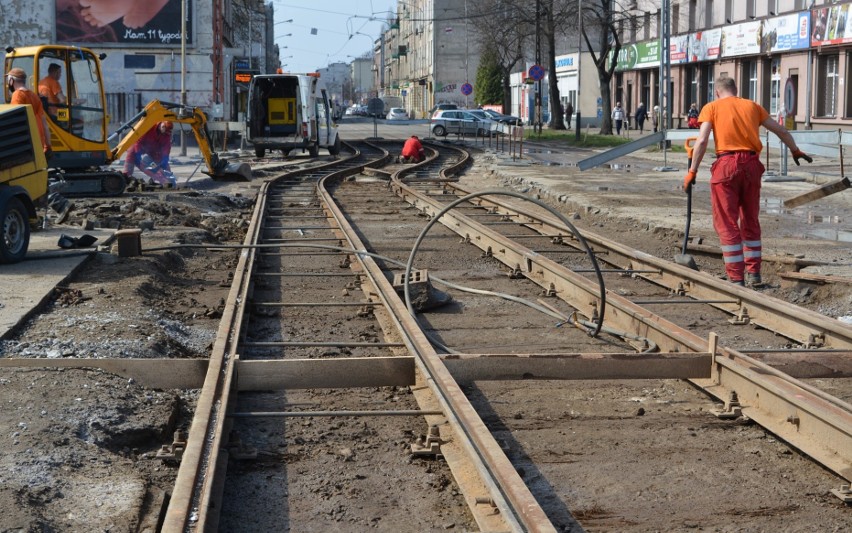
[123,121,177,188]
[400,135,425,163]
[684,76,812,288]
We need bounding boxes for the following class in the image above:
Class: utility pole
[180,0,187,156]
[535,0,542,134]
[576,0,582,141]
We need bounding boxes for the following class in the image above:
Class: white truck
[245,73,341,158]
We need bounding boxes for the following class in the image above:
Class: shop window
[741,61,758,100]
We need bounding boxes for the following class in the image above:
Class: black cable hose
[403,189,606,338]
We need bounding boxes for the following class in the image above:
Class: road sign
[784,78,796,115]
[528,64,545,81]
[461,83,473,95]
[367,98,384,117]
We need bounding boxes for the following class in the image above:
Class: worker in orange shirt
[684,76,812,288]
[38,63,67,121]
[8,66,73,222]
[8,67,51,157]
[400,135,425,163]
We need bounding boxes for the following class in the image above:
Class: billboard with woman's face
[56,0,193,46]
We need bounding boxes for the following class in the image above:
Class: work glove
[683,169,697,192]
[791,149,813,166]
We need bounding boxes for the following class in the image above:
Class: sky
[271,1,398,73]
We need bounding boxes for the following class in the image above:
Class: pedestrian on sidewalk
[611,102,625,135]
[652,105,659,132]
[564,101,574,129]
[634,103,647,133]
[683,76,813,288]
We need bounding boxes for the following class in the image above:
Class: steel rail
[386,161,852,484]
[162,143,382,532]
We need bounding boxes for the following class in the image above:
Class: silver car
[430,109,492,136]
[386,107,408,121]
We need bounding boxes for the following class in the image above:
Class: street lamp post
[180,0,187,155]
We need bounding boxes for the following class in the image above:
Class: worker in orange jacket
[684,76,812,287]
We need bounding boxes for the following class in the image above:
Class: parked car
[430,109,492,137]
[386,107,408,121]
[429,103,459,117]
[345,105,359,116]
[481,108,521,126]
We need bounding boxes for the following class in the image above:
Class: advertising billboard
[761,12,811,52]
[811,3,852,46]
[56,0,193,46]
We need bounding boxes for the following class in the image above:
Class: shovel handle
[685,137,698,160]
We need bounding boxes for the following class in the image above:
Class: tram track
[1,138,849,531]
[170,139,850,529]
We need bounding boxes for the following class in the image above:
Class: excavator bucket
[213,160,252,181]
[206,156,253,181]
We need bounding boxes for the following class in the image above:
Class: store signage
[811,3,852,46]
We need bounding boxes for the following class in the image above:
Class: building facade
[379,0,481,117]
[613,0,852,131]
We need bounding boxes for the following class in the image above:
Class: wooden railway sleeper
[411,424,445,458]
[155,430,187,461]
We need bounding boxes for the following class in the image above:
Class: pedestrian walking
[684,76,813,287]
[687,102,700,128]
[564,101,574,130]
[652,105,660,132]
[611,102,625,135]
[634,103,647,133]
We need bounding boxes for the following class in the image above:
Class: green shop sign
[610,41,661,71]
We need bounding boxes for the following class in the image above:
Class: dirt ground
[0,143,849,531]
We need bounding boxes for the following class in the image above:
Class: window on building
[771,0,780,15]
[672,4,680,33]
[742,61,758,100]
[687,66,699,109]
[816,55,839,117]
[817,54,839,117]
[644,11,651,40]
[641,70,651,108]
[707,0,714,27]
[703,64,715,104]
[746,0,755,18]
[689,0,697,31]
[725,0,733,22]
[769,58,781,116]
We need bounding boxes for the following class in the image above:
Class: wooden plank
[779,271,852,285]
[783,177,851,208]
[440,352,712,383]
[0,358,207,389]
[236,356,415,390]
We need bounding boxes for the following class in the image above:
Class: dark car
[481,108,521,126]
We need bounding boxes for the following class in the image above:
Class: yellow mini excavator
[3,44,251,196]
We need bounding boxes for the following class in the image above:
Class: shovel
[674,137,699,270]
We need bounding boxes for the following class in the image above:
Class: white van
[245,73,341,157]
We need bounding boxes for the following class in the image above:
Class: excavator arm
[109,100,251,181]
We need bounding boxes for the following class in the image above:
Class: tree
[581,0,641,135]
[474,47,504,106]
[468,0,532,117]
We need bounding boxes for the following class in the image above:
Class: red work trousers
[709,152,765,283]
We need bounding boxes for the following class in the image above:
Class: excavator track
[54,169,128,197]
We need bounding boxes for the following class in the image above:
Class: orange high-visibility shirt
[697,96,769,154]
